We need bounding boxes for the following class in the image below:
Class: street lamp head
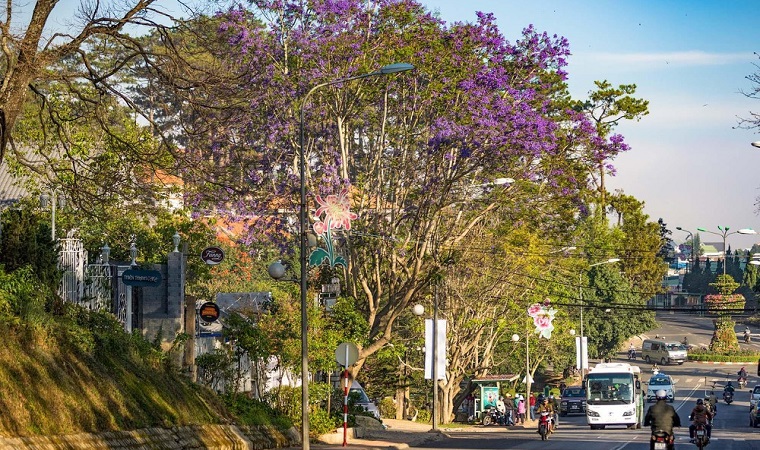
[412,304,425,316]
[738,228,757,235]
[696,227,706,232]
[379,63,415,74]
[268,261,287,280]
[607,258,621,264]
[511,334,520,342]
[752,141,760,149]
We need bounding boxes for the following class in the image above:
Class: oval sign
[201,246,225,265]
[199,302,220,323]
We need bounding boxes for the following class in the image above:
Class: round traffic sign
[335,342,359,367]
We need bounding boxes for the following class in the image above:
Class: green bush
[378,396,395,419]
[309,408,341,438]
[415,408,431,424]
[221,394,292,431]
[688,348,760,362]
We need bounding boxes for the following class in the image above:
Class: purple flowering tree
[159,0,635,421]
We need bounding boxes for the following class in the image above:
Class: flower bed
[703,294,745,314]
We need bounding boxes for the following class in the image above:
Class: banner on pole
[424,319,447,380]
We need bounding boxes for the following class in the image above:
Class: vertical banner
[424,319,447,380]
[575,336,588,371]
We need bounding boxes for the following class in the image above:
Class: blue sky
[423,0,760,250]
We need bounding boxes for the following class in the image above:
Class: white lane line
[676,384,702,412]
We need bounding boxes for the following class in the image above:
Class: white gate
[57,232,114,314]
[58,232,86,306]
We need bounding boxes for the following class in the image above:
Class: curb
[694,361,756,365]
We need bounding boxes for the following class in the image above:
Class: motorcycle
[650,430,673,450]
[538,411,551,440]
[739,377,747,389]
[693,422,710,449]
[481,407,505,426]
[628,349,636,360]
[723,390,734,404]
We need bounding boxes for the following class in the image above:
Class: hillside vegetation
[0,304,232,437]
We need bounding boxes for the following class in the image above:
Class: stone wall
[0,424,298,449]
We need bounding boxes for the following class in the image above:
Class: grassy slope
[0,320,231,437]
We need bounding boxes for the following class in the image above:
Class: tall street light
[695,226,756,275]
[40,192,66,240]
[294,63,414,450]
[578,258,620,374]
[676,226,695,274]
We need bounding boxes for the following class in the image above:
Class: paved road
[413,312,760,449]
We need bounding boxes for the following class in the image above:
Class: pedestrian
[529,393,536,420]
[517,397,526,424]
[504,394,514,425]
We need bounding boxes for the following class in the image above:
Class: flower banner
[527,300,557,339]
[309,188,357,268]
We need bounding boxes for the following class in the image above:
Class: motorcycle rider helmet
[655,389,668,400]
[696,398,704,405]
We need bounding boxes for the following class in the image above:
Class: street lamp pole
[676,227,694,274]
[578,258,620,374]
[296,63,414,450]
[695,226,756,276]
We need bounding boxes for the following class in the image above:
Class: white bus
[585,362,643,429]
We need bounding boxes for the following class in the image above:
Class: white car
[647,373,675,403]
[751,385,760,409]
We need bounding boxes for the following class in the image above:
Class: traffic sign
[335,342,359,367]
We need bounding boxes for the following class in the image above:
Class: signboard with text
[122,269,162,287]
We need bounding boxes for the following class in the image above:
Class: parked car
[559,386,586,416]
[646,373,675,403]
[750,385,760,410]
[750,403,760,427]
[349,380,381,419]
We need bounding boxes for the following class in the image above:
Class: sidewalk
[283,418,535,450]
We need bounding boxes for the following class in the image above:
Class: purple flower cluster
[185,0,634,251]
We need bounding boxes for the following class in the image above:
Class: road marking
[676,384,701,412]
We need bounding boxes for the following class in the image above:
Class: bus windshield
[586,374,634,405]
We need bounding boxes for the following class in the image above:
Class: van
[641,339,687,365]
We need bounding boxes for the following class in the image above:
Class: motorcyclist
[707,391,718,413]
[739,366,748,381]
[550,394,560,429]
[689,398,713,442]
[628,343,636,359]
[535,396,555,433]
[724,381,735,402]
[644,389,681,449]
[681,336,689,347]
